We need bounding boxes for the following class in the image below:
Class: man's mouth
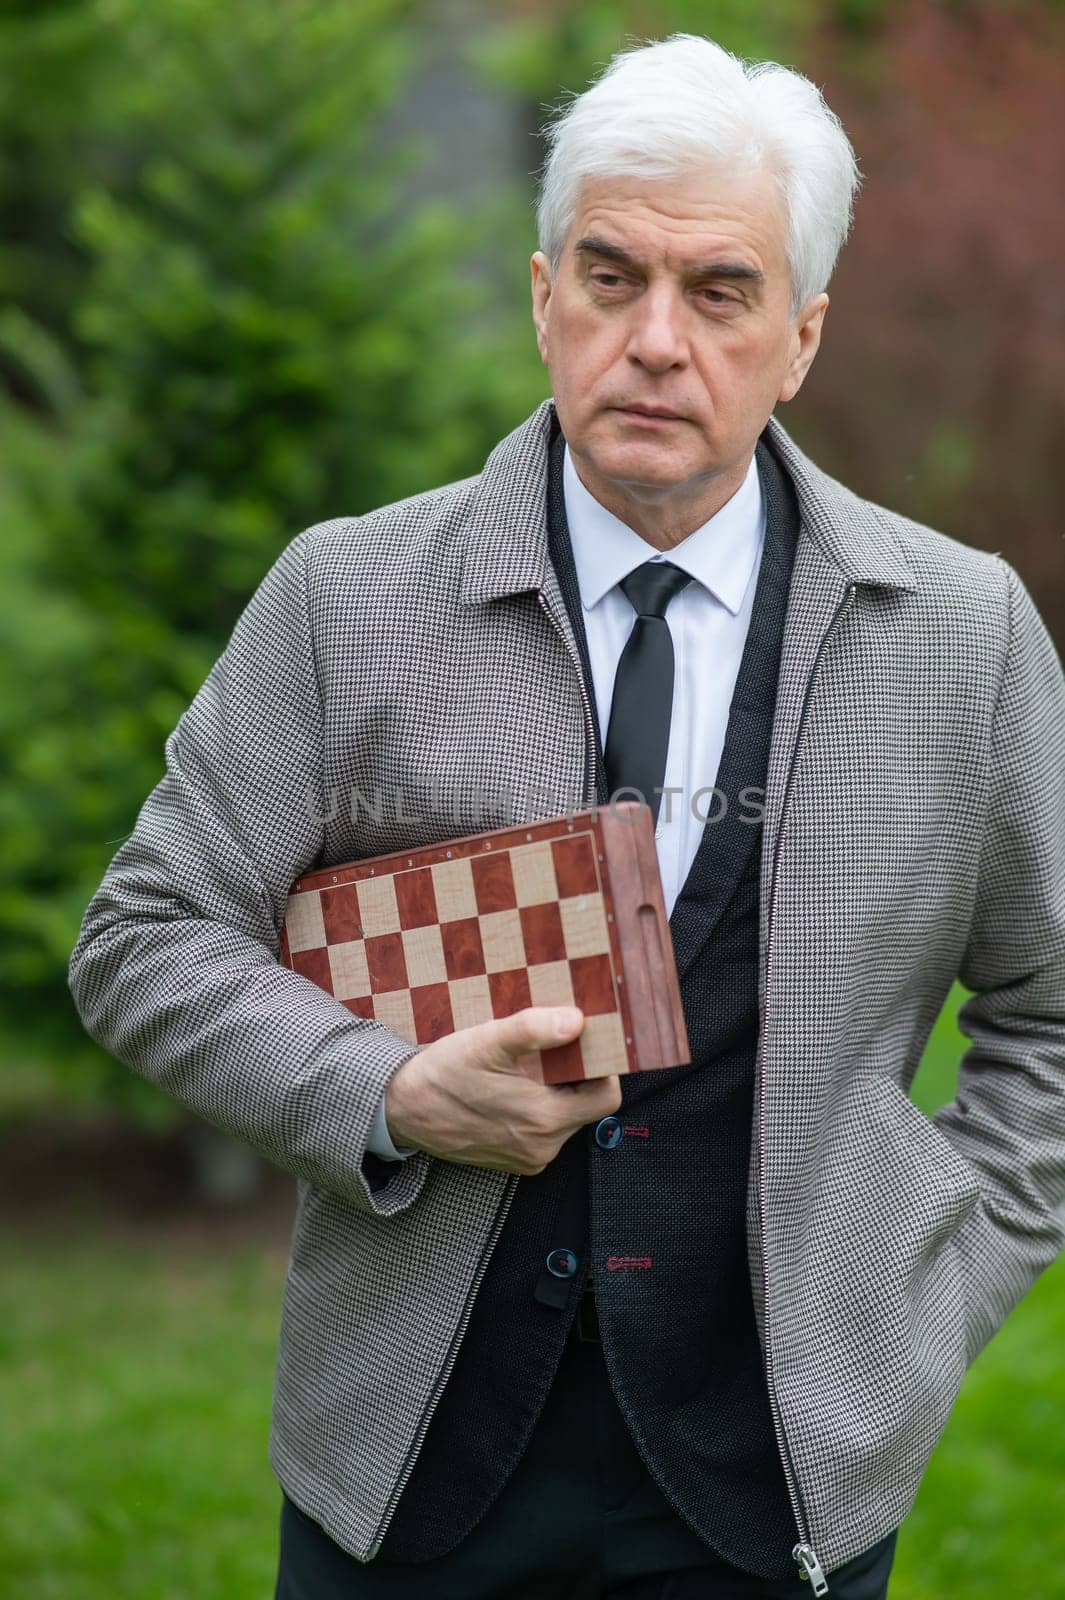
[615,404,685,422]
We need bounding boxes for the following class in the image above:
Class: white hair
[535,33,861,315]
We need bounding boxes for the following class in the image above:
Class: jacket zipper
[757,580,858,1596]
[367,586,598,1559]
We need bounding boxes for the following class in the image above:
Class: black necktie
[603,560,693,827]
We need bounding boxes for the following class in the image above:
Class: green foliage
[473,0,818,105]
[0,0,549,1114]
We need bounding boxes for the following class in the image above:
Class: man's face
[530,165,828,538]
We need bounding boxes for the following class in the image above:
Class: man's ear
[530,251,553,366]
[778,293,829,404]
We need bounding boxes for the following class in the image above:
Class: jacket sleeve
[67,527,432,1217]
[934,557,1065,1363]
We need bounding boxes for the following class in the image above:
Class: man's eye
[700,289,735,305]
[591,273,628,288]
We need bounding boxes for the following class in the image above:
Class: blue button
[595,1116,623,1150]
[545,1247,579,1278]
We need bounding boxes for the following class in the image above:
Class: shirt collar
[562,443,765,616]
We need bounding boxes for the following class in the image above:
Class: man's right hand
[383,1006,622,1176]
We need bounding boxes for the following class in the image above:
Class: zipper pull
[793,1542,830,1595]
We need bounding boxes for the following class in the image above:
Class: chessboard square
[364,931,408,993]
[401,923,448,987]
[559,893,611,958]
[540,1036,585,1086]
[551,832,600,898]
[578,1010,630,1077]
[319,883,362,943]
[341,995,376,1020]
[440,916,487,981]
[285,890,327,953]
[328,939,372,1001]
[356,874,400,937]
[410,982,454,1044]
[479,908,527,974]
[431,857,478,922]
[470,850,518,915]
[510,840,559,906]
[371,988,416,1043]
[291,945,334,991]
[487,966,532,1019]
[569,952,617,1016]
[395,865,438,929]
[448,973,493,1030]
[519,900,565,966]
[527,960,575,1009]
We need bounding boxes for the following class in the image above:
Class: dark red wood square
[364,932,408,993]
[440,916,487,981]
[541,1036,586,1086]
[487,966,532,1018]
[470,850,518,915]
[341,995,376,1020]
[551,832,600,899]
[291,945,334,991]
[411,982,454,1043]
[518,900,565,966]
[569,953,617,1016]
[395,866,438,930]
[319,884,363,943]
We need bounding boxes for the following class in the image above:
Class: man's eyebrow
[573,234,764,284]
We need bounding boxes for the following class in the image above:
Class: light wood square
[372,989,416,1042]
[479,907,526,973]
[578,1011,629,1077]
[356,874,400,937]
[328,940,371,1001]
[431,856,478,922]
[510,841,559,906]
[401,923,448,987]
[448,974,493,1030]
[558,893,611,958]
[285,890,326,953]
[527,960,575,1008]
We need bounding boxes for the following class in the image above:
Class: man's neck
[564,449,755,550]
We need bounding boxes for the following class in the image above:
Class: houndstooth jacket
[68,398,1065,1576]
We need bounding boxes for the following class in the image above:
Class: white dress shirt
[564,442,765,918]
[369,441,766,1161]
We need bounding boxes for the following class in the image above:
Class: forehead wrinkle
[574,234,764,284]
[569,172,787,282]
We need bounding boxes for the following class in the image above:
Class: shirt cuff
[366,1088,418,1161]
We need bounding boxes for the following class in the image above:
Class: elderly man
[69,32,1064,1600]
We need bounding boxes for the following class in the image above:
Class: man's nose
[625,285,690,370]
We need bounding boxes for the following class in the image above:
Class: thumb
[476,1004,585,1071]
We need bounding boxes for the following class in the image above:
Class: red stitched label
[625,1125,650,1138]
[605,1256,653,1270]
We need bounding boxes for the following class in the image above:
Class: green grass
[0,1231,286,1600]
[1,984,1062,1597]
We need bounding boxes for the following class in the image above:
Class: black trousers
[275,1307,898,1599]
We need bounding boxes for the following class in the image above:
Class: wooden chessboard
[277,801,689,1085]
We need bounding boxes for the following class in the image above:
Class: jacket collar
[458,399,918,606]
